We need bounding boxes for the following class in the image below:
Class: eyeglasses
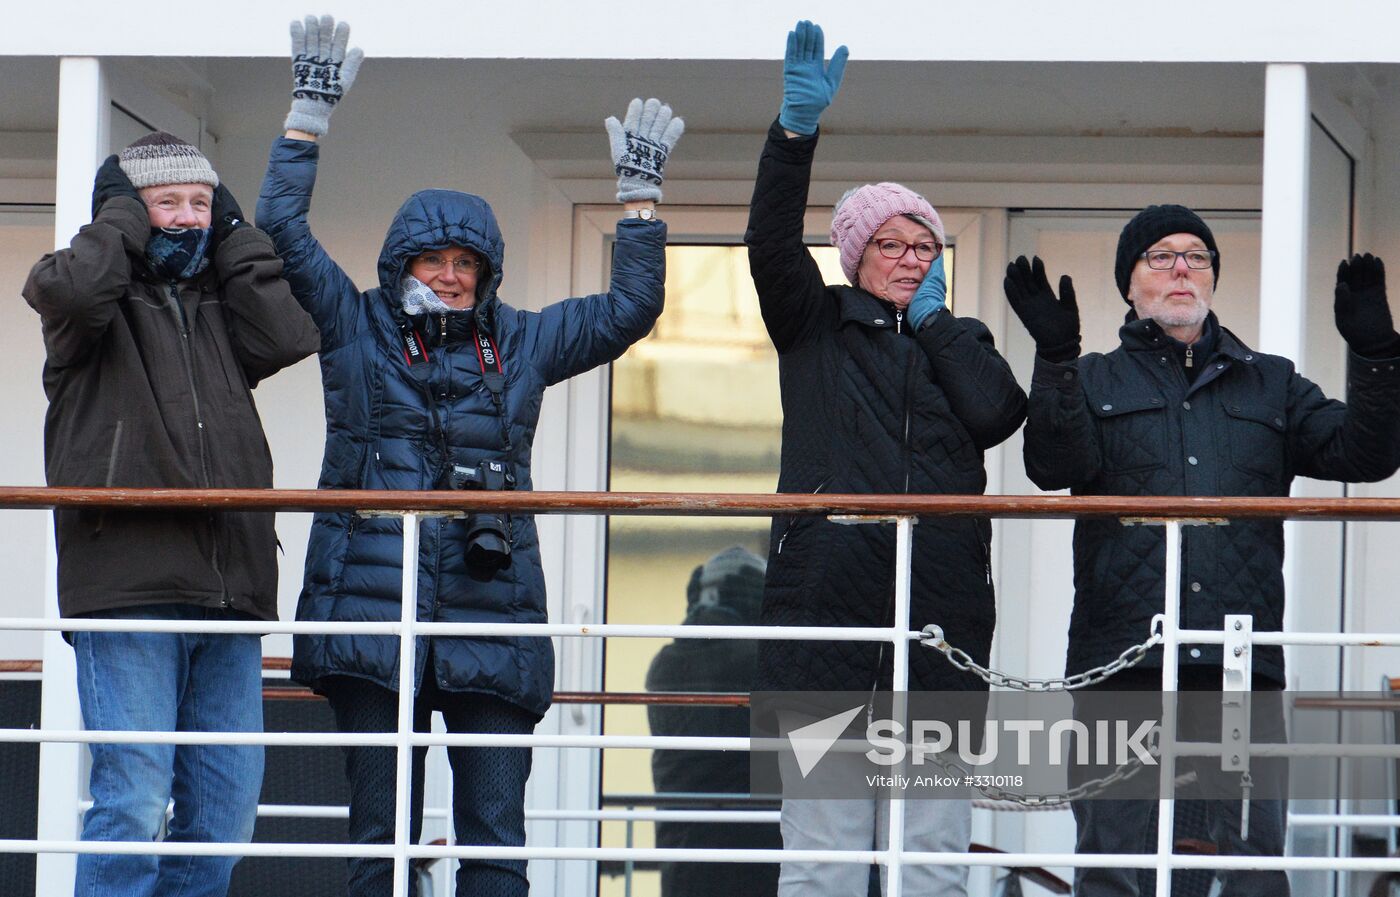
[1140,249,1216,270]
[414,253,482,275]
[868,238,943,262]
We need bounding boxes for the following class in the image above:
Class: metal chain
[919,614,1165,692]
[908,615,1172,804]
[922,733,1175,808]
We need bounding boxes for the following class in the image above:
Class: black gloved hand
[210,183,248,249]
[91,154,141,218]
[1003,255,1081,363]
[1335,254,1400,358]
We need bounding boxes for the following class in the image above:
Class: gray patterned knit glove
[604,98,685,203]
[284,15,364,136]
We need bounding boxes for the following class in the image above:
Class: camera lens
[466,513,511,570]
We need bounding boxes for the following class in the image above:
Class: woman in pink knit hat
[745,20,1028,897]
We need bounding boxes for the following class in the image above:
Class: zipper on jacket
[166,283,229,606]
[1184,346,1194,369]
[901,344,917,494]
[895,309,904,334]
[776,476,831,554]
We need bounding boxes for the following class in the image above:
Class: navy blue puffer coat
[257,137,665,717]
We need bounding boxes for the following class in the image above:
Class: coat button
[1245,354,1253,361]
[1182,401,1192,410]
[1102,404,1113,411]
[1063,371,1074,381]
[874,318,885,325]
[1190,648,1202,659]
[1190,581,1202,592]
[1149,398,1161,405]
[1159,357,1168,365]
[1216,363,1225,369]
[1230,405,1240,413]
[1274,417,1283,427]
[1188,456,1198,465]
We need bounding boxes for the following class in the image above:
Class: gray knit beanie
[118,132,219,189]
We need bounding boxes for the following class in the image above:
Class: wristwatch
[623,208,657,220]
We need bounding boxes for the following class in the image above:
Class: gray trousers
[776,712,971,897]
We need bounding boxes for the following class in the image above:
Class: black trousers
[1069,667,1290,897]
[322,670,537,897]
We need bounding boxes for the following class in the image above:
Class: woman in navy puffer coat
[255,20,684,895]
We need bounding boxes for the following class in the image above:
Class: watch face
[627,208,655,220]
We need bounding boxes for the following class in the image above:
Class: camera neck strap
[398,314,514,454]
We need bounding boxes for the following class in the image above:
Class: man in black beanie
[1001,204,1400,896]
[23,133,318,897]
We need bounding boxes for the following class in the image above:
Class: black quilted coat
[745,120,1027,703]
[1024,312,1400,685]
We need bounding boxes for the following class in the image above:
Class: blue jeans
[72,604,265,897]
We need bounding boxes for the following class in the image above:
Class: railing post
[393,513,421,897]
[37,56,111,897]
[1155,520,1183,897]
[885,515,914,897]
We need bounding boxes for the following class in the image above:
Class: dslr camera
[445,459,517,570]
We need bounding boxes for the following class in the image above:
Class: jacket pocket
[1090,396,1168,474]
[1223,401,1286,480]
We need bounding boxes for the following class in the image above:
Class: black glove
[1003,255,1081,363]
[1335,254,1400,358]
[91,154,141,218]
[210,183,248,249]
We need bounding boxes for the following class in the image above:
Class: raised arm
[744,21,849,352]
[254,14,364,351]
[1288,254,1400,482]
[1003,255,1103,489]
[23,158,148,371]
[531,98,683,385]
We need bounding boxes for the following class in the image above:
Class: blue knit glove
[779,20,849,136]
[284,15,364,137]
[908,255,947,331]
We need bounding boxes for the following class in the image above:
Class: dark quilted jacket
[1024,312,1400,685]
[745,120,1027,702]
[257,137,666,716]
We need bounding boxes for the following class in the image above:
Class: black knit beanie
[1114,204,1219,300]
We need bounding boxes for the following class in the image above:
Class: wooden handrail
[0,486,1398,520]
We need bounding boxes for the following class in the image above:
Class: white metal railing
[3,495,1400,897]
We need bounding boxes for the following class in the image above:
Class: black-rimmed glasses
[1140,249,1216,270]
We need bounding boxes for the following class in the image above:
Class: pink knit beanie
[829,183,944,284]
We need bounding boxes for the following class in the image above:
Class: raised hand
[779,20,849,136]
[1003,255,1081,362]
[1335,253,1400,357]
[284,14,364,137]
[91,155,141,218]
[605,98,685,204]
[210,183,247,248]
[908,254,947,331]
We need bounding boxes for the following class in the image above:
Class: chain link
[923,732,1168,808]
[912,614,1169,805]
[919,614,1165,692]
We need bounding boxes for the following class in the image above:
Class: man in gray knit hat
[24,131,318,897]
[1002,205,1400,896]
